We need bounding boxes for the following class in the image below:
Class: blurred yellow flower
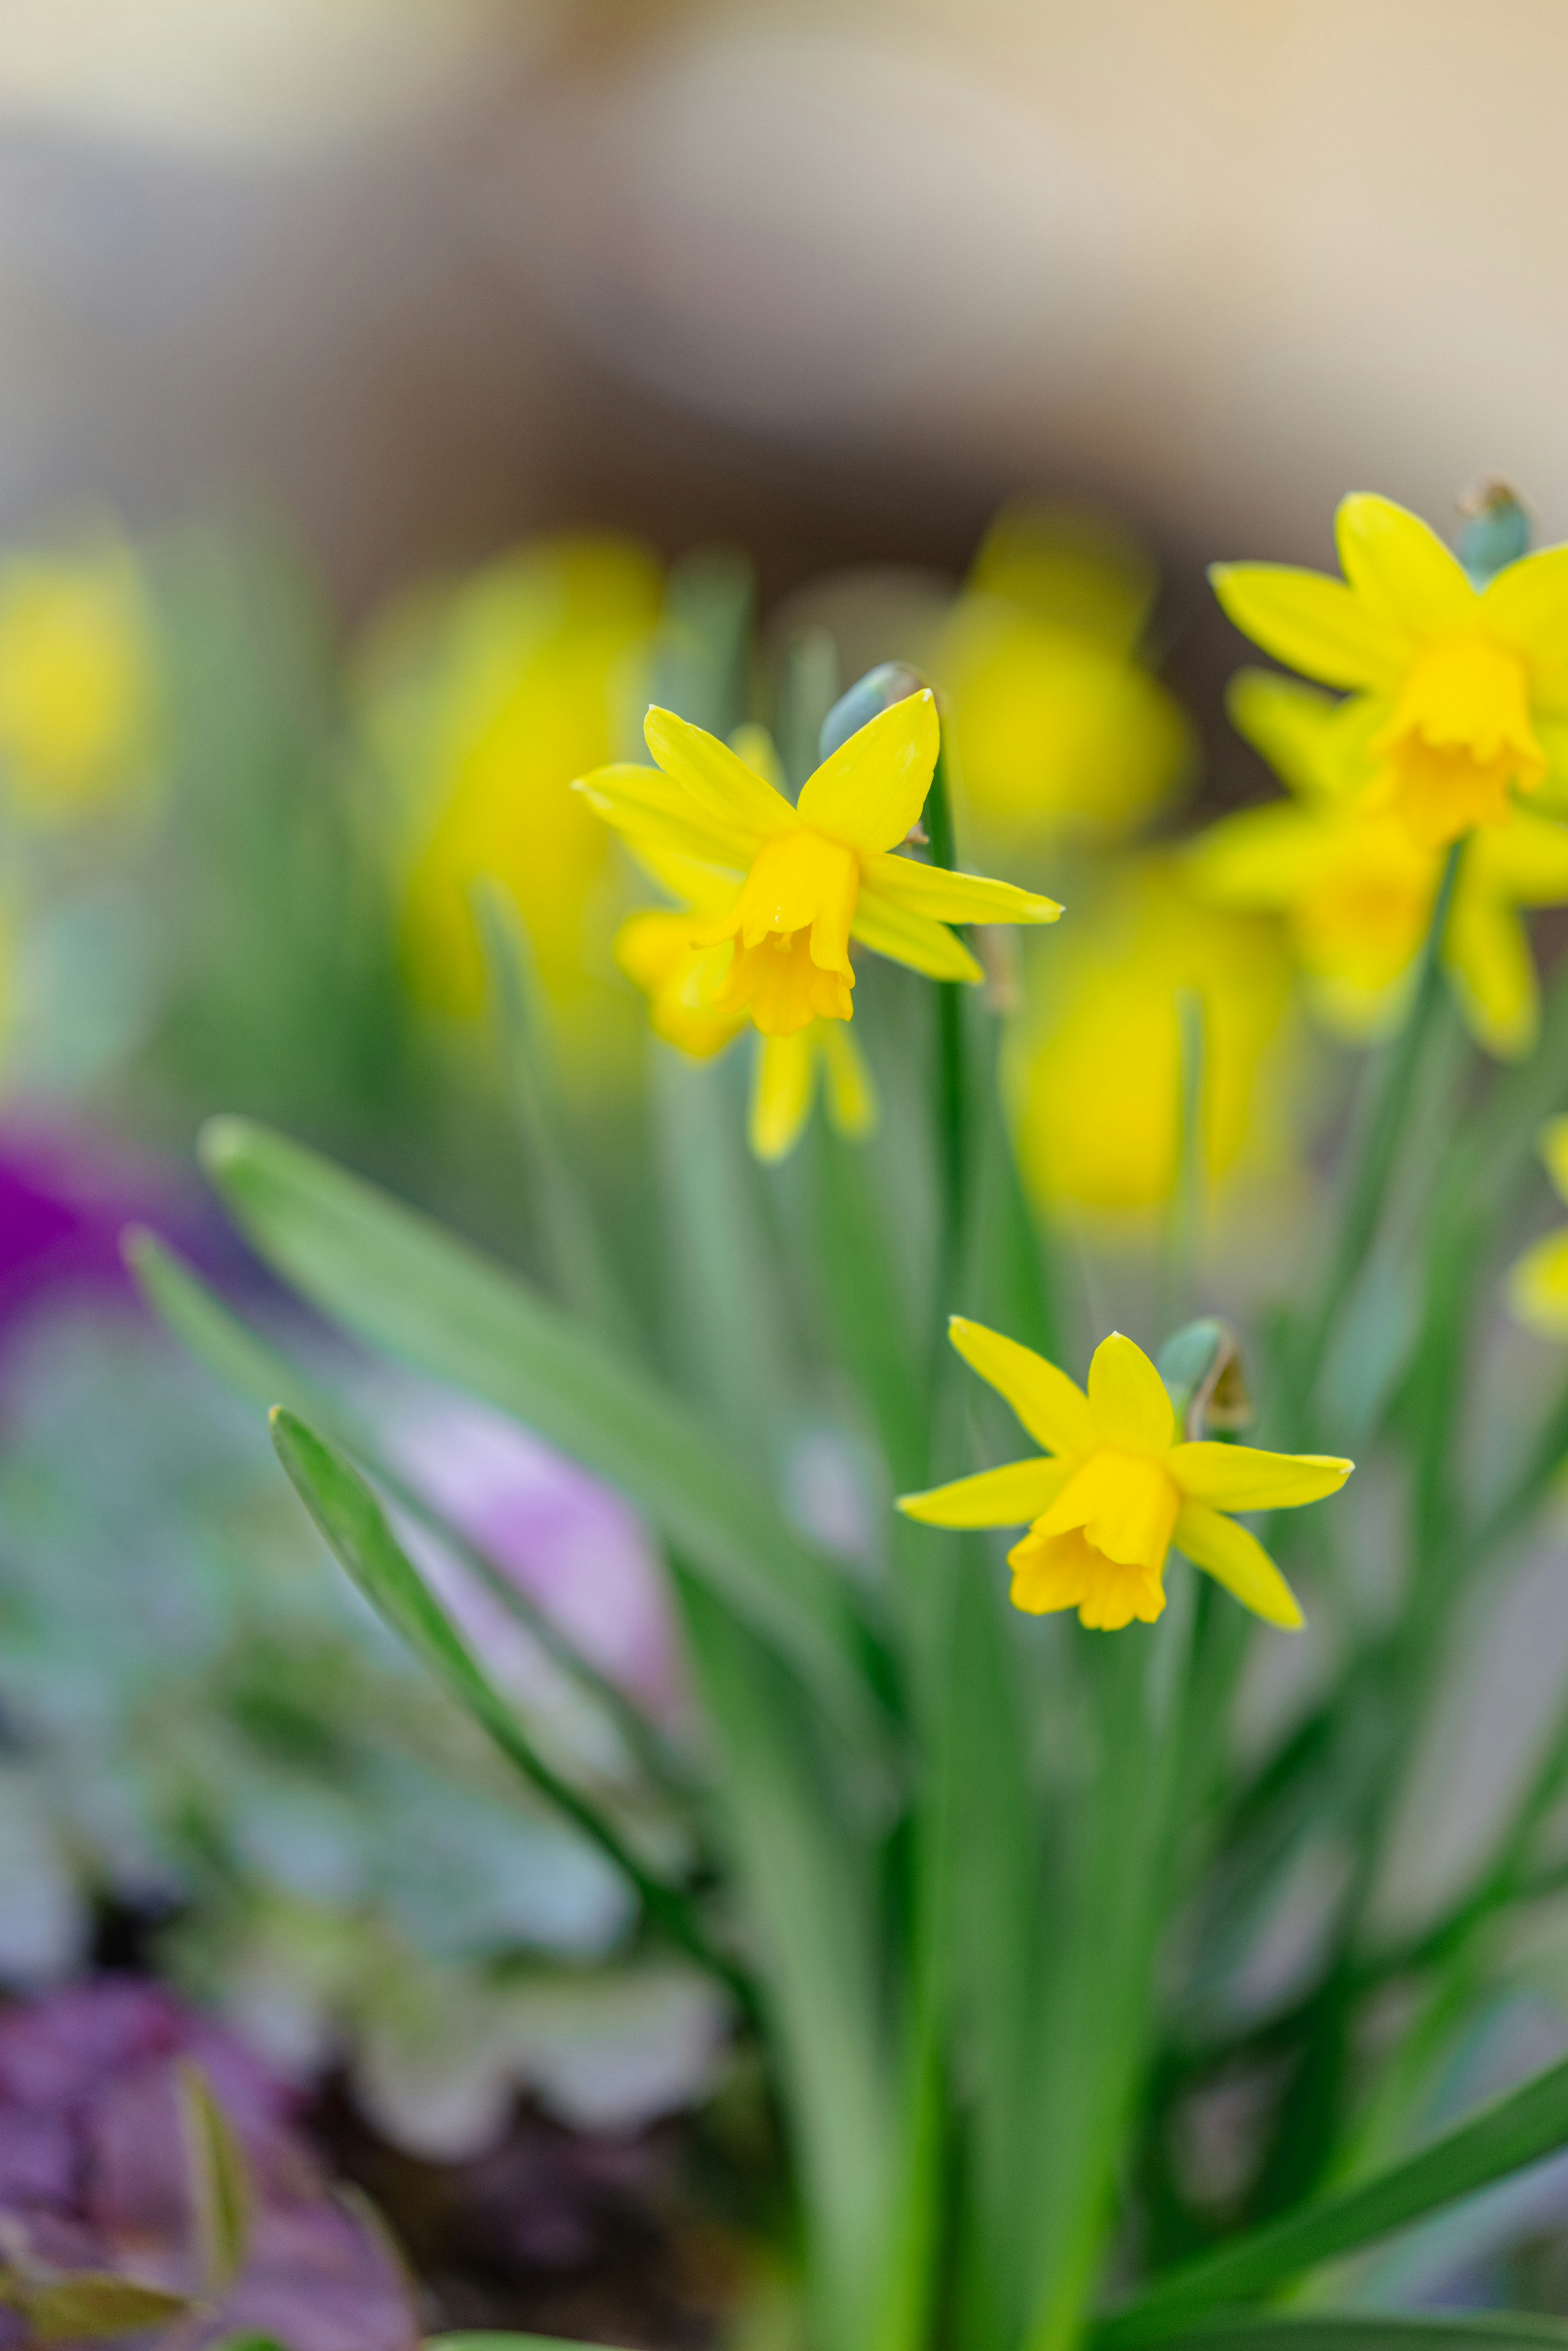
[612,741,877,1166]
[1005,859,1292,1224]
[361,534,662,1054]
[1212,493,1568,850]
[1189,670,1568,1059]
[0,540,156,818]
[899,1320,1350,1629]
[577,689,1059,1040]
[1506,1118,1568,1339]
[938,504,1193,851]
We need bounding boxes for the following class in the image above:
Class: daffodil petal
[1480,544,1568,681]
[796,689,939,855]
[897,1456,1073,1528]
[575,762,754,871]
[819,1021,877,1141]
[1184,802,1331,907]
[861,851,1062,927]
[626,840,746,917]
[1468,811,1568,903]
[947,1317,1095,1456]
[749,1030,817,1163]
[1541,1116,1568,1205]
[644,705,799,844]
[1172,1500,1304,1629]
[1225,669,1343,799]
[1334,494,1478,635]
[1510,1227,1568,1337]
[1443,882,1537,1060]
[850,890,983,982]
[1168,1442,1352,1510]
[1085,1332,1175,1454]
[1209,563,1411,691]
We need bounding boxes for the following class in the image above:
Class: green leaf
[179,2060,253,2296]
[1144,2322,1568,2351]
[1098,2049,1568,2346]
[470,878,632,1346]
[27,2275,192,2341]
[124,1228,691,1795]
[200,1116,886,1761]
[269,1406,757,2022]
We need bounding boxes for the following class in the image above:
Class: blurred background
[6,4,1568,2344]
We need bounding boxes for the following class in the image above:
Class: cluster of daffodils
[1196,494,1568,1059]
[577,689,1060,1161]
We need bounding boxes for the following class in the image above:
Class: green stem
[1296,840,1463,1405]
[924,735,969,1347]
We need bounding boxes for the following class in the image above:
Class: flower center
[1003,1450,1179,1630]
[698,829,861,1037]
[1370,635,1545,847]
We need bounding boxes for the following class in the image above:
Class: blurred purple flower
[392,1399,682,1716]
[0,1124,192,1339]
[0,1978,415,2351]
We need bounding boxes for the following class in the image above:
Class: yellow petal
[1480,544,1568,680]
[850,890,983,983]
[1184,802,1331,908]
[1541,1115,1568,1205]
[1442,881,1537,1060]
[1509,1228,1568,1337]
[644,705,799,845]
[897,1455,1073,1528]
[1172,1500,1304,1628]
[860,851,1062,927]
[730,721,789,791]
[1035,1450,1179,1568]
[1167,1441,1352,1510]
[749,1030,817,1163]
[1225,668,1344,799]
[797,689,939,856]
[1334,494,1478,635]
[819,1021,877,1140]
[1468,811,1568,904]
[627,840,747,918]
[1209,563,1411,691]
[575,761,754,871]
[947,1317,1095,1456]
[1085,1332,1174,1455]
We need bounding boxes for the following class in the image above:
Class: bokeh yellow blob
[0,542,157,818]
[1006,858,1293,1224]
[939,505,1193,852]
[361,533,663,1064]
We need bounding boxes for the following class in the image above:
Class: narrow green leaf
[269,1407,757,2022]
[1099,2050,1568,2347]
[200,1117,886,1760]
[1146,2322,1568,2351]
[179,2060,253,2296]
[471,878,631,1344]
[124,1227,691,1795]
[28,2275,192,2342]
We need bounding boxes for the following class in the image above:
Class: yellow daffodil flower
[1006,859,1293,1223]
[360,535,662,1059]
[576,690,1061,1040]
[1212,494,1568,850]
[0,539,156,818]
[613,817,877,1167]
[1507,1118,1568,1337]
[899,1320,1352,1630]
[939,504,1193,851]
[1189,671,1568,1057]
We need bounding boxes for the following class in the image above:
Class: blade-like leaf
[1147,2322,1568,2351]
[1099,2051,1568,2347]
[179,2060,253,2297]
[270,1406,757,2023]
[28,2276,192,2342]
[200,1118,886,1760]
[125,1228,692,1794]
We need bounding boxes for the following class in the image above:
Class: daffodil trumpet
[576,690,1061,1042]
[900,1319,1351,1631]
